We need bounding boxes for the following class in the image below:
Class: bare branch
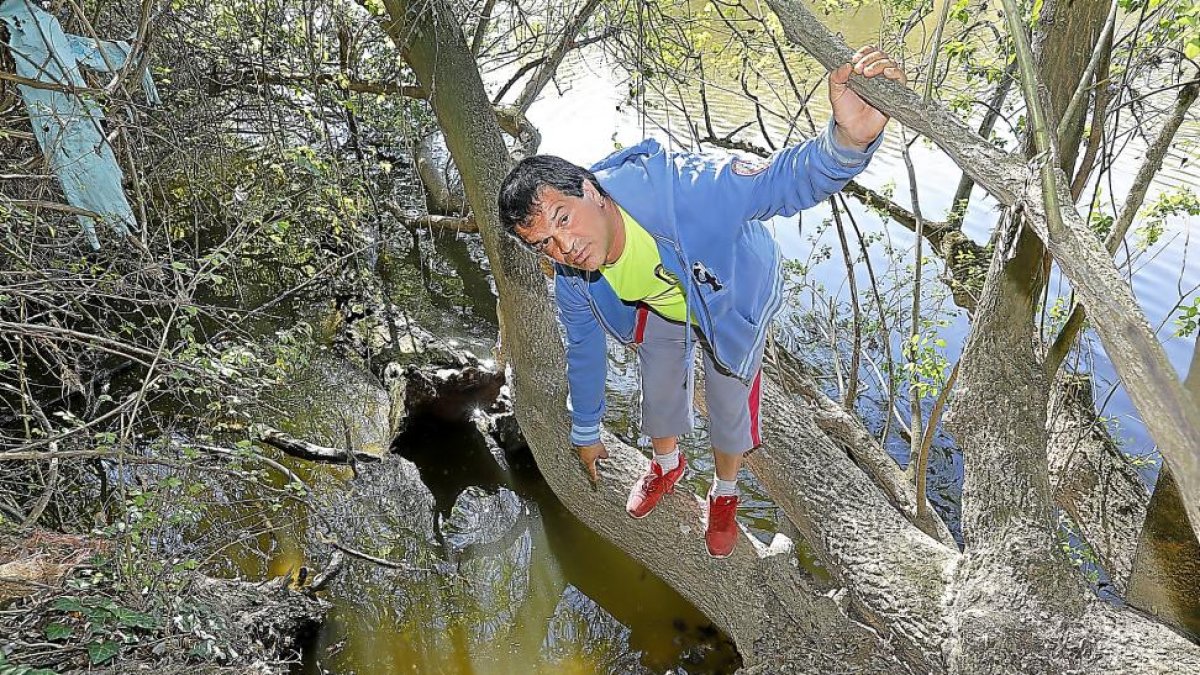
[512,0,603,113]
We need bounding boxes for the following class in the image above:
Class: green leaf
[45,623,73,640]
[111,607,157,630]
[87,640,119,664]
[52,597,84,613]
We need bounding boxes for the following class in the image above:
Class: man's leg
[700,340,764,558]
[627,307,695,518]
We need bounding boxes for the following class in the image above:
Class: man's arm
[725,119,883,222]
[554,273,607,448]
[709,45,905,221]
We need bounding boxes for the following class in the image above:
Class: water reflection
[295,416,739,674]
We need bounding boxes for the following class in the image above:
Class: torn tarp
[1,0,157,249]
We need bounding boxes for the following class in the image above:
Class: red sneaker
[626,453,687,519]
[705,494,739,558]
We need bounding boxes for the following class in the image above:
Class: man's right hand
[576,441,609,483]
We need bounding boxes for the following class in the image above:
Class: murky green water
[296,418,739,674]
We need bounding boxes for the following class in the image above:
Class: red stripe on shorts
[634,305,649,344]
[748,369,763,447]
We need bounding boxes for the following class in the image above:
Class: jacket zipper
[648,233,741,377]
[576,275,623,341]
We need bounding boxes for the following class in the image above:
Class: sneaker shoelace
[710,497,737,527]
[641,465,669,496]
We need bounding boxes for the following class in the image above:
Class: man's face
[514,181,613,271]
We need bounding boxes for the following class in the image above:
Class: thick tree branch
[1045,81,1200,374]
[1046,373,1148,593]
[766,0,1200,546]
[1057,0,1119,151]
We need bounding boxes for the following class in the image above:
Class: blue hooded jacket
[558,120,883,446]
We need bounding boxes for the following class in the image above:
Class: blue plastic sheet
[1,0,156,248]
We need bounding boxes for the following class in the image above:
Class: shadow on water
[296,413,740,674]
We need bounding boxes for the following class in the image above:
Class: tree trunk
[1045,373,1148,593]
[1124,332,1200,635]
[1127,468,1200,639]
[376,0,1200,668]
[1031,0,1110,173]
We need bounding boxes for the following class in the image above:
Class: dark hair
[497,155,609,235]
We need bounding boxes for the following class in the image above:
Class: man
[498,46,905,558]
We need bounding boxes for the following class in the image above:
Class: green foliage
[1175,295,1200,337]
[1136,187,1200,250]
[902,329,951,398]
[42,593,159,668]
[1089,211,1114,241]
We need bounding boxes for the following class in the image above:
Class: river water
[221,4,1198,674]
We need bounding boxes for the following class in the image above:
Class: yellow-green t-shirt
[600,208,691,323]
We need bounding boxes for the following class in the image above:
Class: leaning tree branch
[766,0,1200,546]
[512,0,602,114]
[1045,80,1200,375]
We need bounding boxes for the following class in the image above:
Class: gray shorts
[634,306,764,455]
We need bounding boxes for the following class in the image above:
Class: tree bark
[1046,81,1200,374]
[1124,331,1200,635]
[1046,373,1148,593]
[1127,468,1200,639]
[1030,0,1110,173]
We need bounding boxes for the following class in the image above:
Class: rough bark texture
[1030,0,1110,172]
[942,214,1089,669]
[768,351,954,544]
[1046,81,1200,373]
[1046,373,1148,593]
[750,378,956,669]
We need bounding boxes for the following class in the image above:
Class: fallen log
[252,424,382,465]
